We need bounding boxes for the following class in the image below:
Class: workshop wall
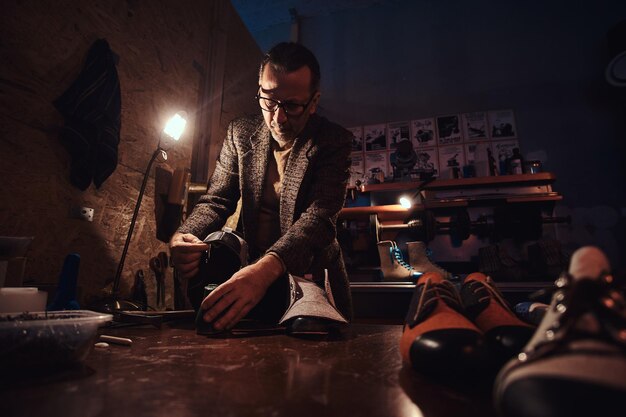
[243,0,626,270]
[0,0,261,306]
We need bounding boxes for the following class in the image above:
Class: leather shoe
[279,271,348,339]
[400,272,489,378]
[494,246,626,417]
[460,272,534,364]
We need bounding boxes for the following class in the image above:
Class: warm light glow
[399,196,412,209]
[163,112,187,140]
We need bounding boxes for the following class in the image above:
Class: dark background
[233,0,626,270]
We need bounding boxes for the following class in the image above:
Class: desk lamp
[96,111,187,313]
[398,176,437,209]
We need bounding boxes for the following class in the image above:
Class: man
[169,42,353,332]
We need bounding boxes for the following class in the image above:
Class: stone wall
[0,0,261,307]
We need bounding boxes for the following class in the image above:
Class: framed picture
[465,141,492,177]
[364,151,389,183]
[347,126,364,152]
[462,111,489,141]
[491,139,520,175]
[488,109,517,139]
[414,146,439,178]
[410,118,437,148]
[436,114,463,145]
[438,144,465,179]
[364,124,387,151]
[349,151,365,188]
[387,121,411,150]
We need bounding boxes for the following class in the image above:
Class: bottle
[508,148,524,175]
[447,154,461,179]
[487,148,498,176]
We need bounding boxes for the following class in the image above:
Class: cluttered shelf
[357,172,557,193]
[338,171,569,305]
[341,172,561,221]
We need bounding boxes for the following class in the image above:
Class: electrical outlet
[70,206,94,222]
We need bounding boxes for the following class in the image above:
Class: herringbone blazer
[179,113,353,319]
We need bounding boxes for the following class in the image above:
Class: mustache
[271,122,291,132]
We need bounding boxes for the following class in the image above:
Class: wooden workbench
[0,322,497,417]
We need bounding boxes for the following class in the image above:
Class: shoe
[514,301,549,326]
[279,271,348,338]
[399,272,489,378]
[187,227,248,311]
[378,240,422,282]
[406,241,452,279]
[461,272,535,364]
[494,246,626,417]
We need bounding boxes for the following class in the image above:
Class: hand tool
[149,255,165,309]
[130,269,148,310]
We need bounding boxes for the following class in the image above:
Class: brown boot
[407,241,452,280]
[377,240,422,282]
[400,272,489,378]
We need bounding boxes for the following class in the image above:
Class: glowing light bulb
[399,196,412,209]
[163,112,187,140]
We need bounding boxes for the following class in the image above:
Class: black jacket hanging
[54,38,121,190]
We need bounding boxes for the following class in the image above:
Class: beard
[270,121,297,145]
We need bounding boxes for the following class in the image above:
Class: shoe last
[494,246,626,417]
[400,272,489,378]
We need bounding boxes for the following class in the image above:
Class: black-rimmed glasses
[255,92,316,116]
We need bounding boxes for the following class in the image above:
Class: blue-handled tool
[47,253,81,311]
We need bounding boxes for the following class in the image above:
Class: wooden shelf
[339,204,408,221]
[360,172,556,193]
[341,172,561,221]
[506,194,562,203]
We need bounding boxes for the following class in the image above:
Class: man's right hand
[169,232,209,280]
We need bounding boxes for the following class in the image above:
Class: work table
[0,322,496,417]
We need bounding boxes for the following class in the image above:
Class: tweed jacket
[178,113,353,319]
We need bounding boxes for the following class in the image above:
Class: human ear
[309,92,321,114]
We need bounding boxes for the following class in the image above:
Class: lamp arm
[112,147,163,294]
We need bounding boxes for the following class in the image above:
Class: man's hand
[169,232,209,280]
[199,254,284,331]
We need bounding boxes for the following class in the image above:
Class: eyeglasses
[255,92,317,117]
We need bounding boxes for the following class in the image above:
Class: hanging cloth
[53,38,121,190]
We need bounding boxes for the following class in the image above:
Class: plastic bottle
[508,148,524,175]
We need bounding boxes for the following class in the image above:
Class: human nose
[273,105,288,124]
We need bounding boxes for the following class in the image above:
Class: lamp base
[89,296,146,314]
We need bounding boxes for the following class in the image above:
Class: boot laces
[547,272,626,348]
[411,278,463,323]
[389,246,413,271]
[520,271,626,363]
[468,277,513,314]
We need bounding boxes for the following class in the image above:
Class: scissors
[149,253,167,309]
[130,269,148,310]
